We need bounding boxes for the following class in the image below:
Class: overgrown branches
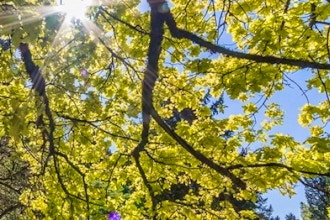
[102,5,330,70]
[18,43,93,213]
[150,108,246,189]
[165,19,330,69]
[131,1,246,192]
[130,2,167,212]
[19,43,55,160]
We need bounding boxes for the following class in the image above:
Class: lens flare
[58,0,90,21]
[108,212,121,220]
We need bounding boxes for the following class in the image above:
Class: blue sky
[222,69,313,219]
[262,70,324,219]
[267,186,306,219]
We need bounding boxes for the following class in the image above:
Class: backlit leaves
[0,0,330,219]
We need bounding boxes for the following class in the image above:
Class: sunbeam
[0,6,57,33]
[0,0,123,38]
[0,0,125,72]
[52,0,122,46]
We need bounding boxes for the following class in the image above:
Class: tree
[255,196,279,220]
[0,136,28,218]
[301,176,330,220]
[301,202,313,220]
[1,0,330,219]
[285,213,299,220]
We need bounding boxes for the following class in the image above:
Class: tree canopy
[1,0,330,219]
[302,176,330,219]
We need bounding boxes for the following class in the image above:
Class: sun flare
[58,0,91,21]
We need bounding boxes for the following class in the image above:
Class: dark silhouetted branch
[103,7,330,70]
[132,5,167,157]
[19,43,55,169]
[228,162,330,177]
[151,108,246,190]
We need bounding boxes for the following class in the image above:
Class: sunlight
[0,6,56,33]
[0,0,123,53]
[57,0,91,21]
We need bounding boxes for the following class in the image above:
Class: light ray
[50,18,73,49]
[0,0,126,72]
[0,6,60,33]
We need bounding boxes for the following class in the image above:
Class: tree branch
[19,43,56,171]
[131,3,246,190]
[163,12,330,70]
[227,162,330,177]
[150,108,246,190]
[102,6,330,70]
[132,5,166,157]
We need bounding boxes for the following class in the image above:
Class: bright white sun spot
[58,0,91,21]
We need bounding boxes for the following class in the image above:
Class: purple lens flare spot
[108,212,121,220]
[81,69,88,77]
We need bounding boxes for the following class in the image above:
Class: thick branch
[227,162,330,177]
[101,4,330,70]
[19,43,55,168]
[150,108,246,190]
[19,43,46,96]
[132,3,246,190]
[163,13,330,69]
[133,6,166,157]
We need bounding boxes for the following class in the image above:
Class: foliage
[285,213,299,220]
[0,0,330,219]
[301,176,330,220]
[0,136,28,219]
